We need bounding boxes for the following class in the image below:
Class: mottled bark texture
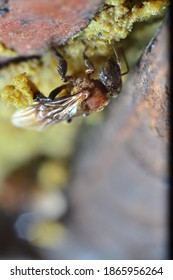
[63,14,169,259]
[0,0,103,55]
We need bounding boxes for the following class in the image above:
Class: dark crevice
[0,0,9,17]
[0,55,41,69]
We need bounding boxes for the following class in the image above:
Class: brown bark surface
[61,14,169,259]
[0,0,103,55]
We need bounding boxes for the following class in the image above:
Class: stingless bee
[12,45,128,130]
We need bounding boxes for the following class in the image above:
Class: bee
[12,45,128,130]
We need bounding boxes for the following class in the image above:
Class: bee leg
[53,48,74,83]
[83,51,95,76]
[34,90,50,102]
[48,84,67,100]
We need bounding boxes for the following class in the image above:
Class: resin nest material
[1,73,36,108]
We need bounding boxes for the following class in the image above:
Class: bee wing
[12,92,88,130]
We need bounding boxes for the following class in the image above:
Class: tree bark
[63,13,170,259]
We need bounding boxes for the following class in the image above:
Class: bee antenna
[112,43,120,65]
[112,42,129,76]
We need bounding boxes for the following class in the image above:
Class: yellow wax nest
[83,0,169,42]
[0,73,36,108]
[64,0,169,58]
